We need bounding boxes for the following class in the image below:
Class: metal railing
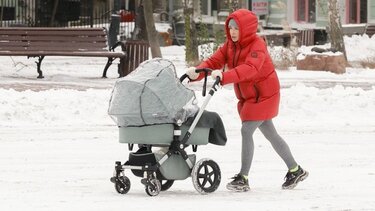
[0,0,134,39]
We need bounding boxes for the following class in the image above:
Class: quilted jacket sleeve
[221,42,266,85]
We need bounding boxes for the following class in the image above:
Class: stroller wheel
[145,179,161,196]
[191,158,221,194]
[159,180,174,191]
[114,176,131,194]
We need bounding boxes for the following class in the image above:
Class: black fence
[0,0,135,39]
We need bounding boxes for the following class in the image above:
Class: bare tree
[132,3,148,40]
[184,0,199,65]
[327,0,347,60]
[143,0,162,58]
[230,0,239,12]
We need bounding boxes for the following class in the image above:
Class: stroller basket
[128,151,196,180]
[127,151,157,177]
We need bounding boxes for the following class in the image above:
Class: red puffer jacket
[196,9,280,121]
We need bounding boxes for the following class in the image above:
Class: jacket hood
[225,9,258,47]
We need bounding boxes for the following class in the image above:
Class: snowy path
[1,126,374,211]
[1,37,375,210]
[1,69,375,210]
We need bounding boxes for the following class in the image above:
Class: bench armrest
[110,41,126,51]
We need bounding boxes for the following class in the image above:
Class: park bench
[365,24,375,37]
[0,27,127,78]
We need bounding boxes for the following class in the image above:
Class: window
[201,0,209,15]
[296,0,316,23]
[200,0,218,16]
[348,0,358,23]
[347,0,367,23]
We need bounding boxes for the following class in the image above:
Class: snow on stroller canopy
[108,58,198,127]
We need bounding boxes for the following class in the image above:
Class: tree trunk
[143,0,162,58]
[184,0,199,65]
[327,0,347,61]
[132,4,148,40]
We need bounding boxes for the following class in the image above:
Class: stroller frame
[111,70,222,196]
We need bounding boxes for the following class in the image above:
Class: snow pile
[296,45,343,61]
[270,34,375,64]
[344,34,375,62]
[278,83,375,132]
[0,89,113,127]
[1,83,374,133]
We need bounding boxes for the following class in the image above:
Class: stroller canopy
[108,58,198,127]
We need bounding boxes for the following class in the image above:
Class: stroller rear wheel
[114,176,131,194]
[191,158,221,194]
[159,180,174,191]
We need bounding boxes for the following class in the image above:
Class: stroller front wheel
[114,176,131,194]
[191,158,221,194]
[145,179,161,196]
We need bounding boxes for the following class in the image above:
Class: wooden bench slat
[1,36,107,42]
[0,28,105,32]
[0,51,125,57]
[0,30,106,36]
[0,46,109,51]
[0,41,107,48]
[0,33,106,38]
[1,27,104,31]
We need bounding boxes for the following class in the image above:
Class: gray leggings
[240,120,297,176]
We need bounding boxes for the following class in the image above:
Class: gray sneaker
[226,174,250,192]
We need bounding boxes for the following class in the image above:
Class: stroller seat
[119,111,226,146]
[119,124,209,146]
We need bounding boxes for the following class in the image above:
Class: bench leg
[36,56,45,79]
[102,57,114,78]
[118,57,125,77]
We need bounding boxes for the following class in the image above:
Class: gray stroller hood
[108,58,198,127]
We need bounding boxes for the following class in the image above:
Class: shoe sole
[282,170,309,190]
[226,184,250,192]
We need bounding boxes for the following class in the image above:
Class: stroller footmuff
[108,58,226,196]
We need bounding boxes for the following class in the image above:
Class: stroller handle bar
[180,68,220,97]
[180,68,221,145]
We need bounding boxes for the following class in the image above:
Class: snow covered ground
[1,35,375,211]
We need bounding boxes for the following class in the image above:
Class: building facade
[198,0,375,29]
[267,0,375,29]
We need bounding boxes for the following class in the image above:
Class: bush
[359,57,375,69]
[269,46,297,70]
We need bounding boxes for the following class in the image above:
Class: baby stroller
[108,58,227,196]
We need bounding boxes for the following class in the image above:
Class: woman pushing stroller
[186,9,308,192]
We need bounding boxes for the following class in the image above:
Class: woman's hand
[211,70,223,80]
[186,67,199,80]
